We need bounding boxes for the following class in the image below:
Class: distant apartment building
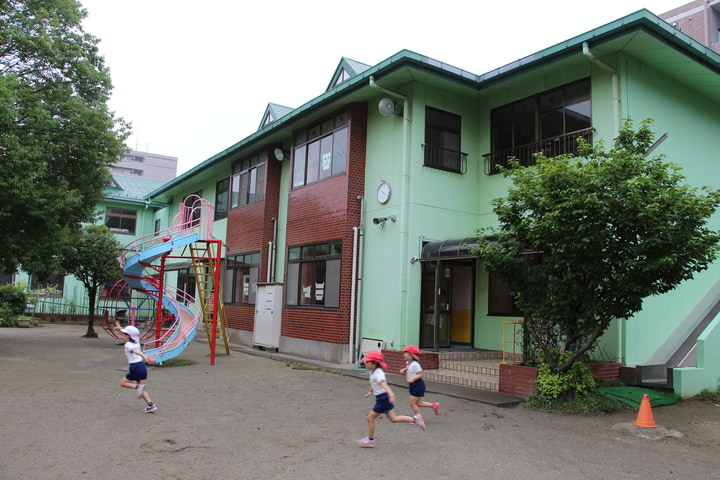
[111,150,178,182]
[662,0,720,53]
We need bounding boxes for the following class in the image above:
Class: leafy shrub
[0,285,27,327]
[533,352,596,399]
[0,284,27,316]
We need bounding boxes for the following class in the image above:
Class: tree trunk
[83,285,98,338]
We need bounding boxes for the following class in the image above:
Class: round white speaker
[378,98,396,116]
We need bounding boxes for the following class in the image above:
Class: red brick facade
[498,362,624,397]
[225,102,368,348]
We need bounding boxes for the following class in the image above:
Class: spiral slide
[121,232,201,365]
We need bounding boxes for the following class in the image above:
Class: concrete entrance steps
[424,350,504,392]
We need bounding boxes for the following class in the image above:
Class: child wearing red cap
[400,345,440,422]
[358,350,425,447]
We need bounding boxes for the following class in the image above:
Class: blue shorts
[126,362,147,382]
[409,378,426,398]
[372,393,395,414]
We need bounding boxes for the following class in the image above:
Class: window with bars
[485,78,592,174]
[424,107,465,173]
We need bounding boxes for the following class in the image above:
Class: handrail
[483,128,594,175]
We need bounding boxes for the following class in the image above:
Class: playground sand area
[1,324,720,480]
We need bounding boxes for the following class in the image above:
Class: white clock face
[377,182,391,204]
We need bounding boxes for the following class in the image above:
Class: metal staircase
[189,241,230,356]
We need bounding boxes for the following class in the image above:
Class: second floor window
[486,78,591,174]
[215,178,229,220]
[231,152,266,208]
[225,253,260,304]
[292,112,348,188]
[424,107,463,173]
[105,207,136,234]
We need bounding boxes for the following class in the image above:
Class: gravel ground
[1,324,719,480]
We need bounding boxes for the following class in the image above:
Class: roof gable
[326,56,371,91]
[259,102,294,130]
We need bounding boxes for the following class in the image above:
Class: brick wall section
[499,362,625,397]
[381,349,440,375]
[251,103,367,346]
[224,144,282,331]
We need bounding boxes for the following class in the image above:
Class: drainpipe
[582,42,619,135]
[369,76,411,345]
[350,196,365,364]
[269,217,277,283]
[583,42,623,362]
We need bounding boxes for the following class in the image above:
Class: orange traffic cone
[633,394,658,428]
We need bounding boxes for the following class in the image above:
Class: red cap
[403,345,420,361]
[362,350,387,369]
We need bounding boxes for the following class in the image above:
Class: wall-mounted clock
[377,182,391,204]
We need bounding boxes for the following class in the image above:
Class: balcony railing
[483,128,594,175]
[423,144,468,174]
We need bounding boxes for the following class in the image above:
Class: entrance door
[420,261,475,349]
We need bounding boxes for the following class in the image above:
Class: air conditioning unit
[360,338,385,357]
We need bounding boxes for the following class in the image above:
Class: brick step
[424,368,499,391]
[437,359,501,375]
[437,350,503,361]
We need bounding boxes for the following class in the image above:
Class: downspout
[583,42,623,362]
[350,196,365,364]
[369,75,411,345]
[582,42,619,135]
[268,217,277,283]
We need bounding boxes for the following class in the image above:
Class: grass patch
[694,380,720,404]
[158,359,195,367]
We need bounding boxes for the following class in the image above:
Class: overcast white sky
[80,0,685,174]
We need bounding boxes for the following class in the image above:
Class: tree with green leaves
[472,119,720,375]
[61,225,123,338]
[0,0,128,276]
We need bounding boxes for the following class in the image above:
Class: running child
[400,345,440,420]
[116,324,157,413]
[358,350,424,448]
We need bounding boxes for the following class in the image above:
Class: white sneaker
[135,384,145,399]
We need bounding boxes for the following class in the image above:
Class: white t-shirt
[124,341,143,364]
[406,359,423,382]
[369,368,388,395]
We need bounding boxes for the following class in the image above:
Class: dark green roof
[147,9,720,200]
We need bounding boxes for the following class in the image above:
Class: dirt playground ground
[1,324,719,480]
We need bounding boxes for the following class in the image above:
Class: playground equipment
[106,195,229,365]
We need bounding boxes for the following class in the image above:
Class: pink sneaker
[432,402,440,415]
[358,437,375,448]
[413,415,426,431]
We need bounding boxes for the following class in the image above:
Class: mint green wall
[673,316,720,397]
[618,56,720,368]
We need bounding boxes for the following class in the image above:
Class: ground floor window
[176,269,196,305]
[225,253,260,304]
[30,273,65,295]
[286,241,341,307]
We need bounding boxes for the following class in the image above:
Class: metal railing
[422,144,468,174]
[483,128,594,175]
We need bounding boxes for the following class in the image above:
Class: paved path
[1,324,718,480]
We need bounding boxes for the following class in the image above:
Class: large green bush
[0,284,28,327]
